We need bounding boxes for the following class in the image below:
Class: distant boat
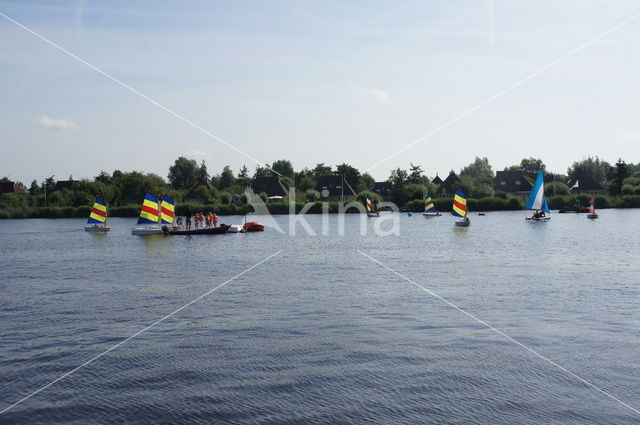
[452,190,470,227]
[587,197,599,219]
[365,195,379,217]
[422,195,442,217]
[131,194,175,235]
[525,170,551,221]
[84,198,110,232]
[163,224,231,235]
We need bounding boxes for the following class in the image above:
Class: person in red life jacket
[212,212,219,228]
[204,213,212,228]
[194,213,200,230]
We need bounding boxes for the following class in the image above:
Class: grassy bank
[1,195,640,219]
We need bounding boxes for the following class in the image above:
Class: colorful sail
[160,195,175,224]
[424,196,436,212]
[451,190,468,217]
[365,196,374,213]
[589,197,595,214]
[525,170,550,213]
[87,198,108,224]
[137,193,160,224]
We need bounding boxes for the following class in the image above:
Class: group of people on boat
[531,210,547,219]
[184,208,219,230]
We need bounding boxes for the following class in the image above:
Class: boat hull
[526,216,551,222]
[132,225,163,235]
[587,213,599,219]
[243,222,265,232]
[367,212,380,217]
[85,225,110,232]
[163,224,230,235]
[454,220,470,227]
[422,212,441,217]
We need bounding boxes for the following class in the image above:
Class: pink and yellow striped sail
[87,198,107,223]
[137,193,160,224]
[160,195,175,224]
[451,190,468,217]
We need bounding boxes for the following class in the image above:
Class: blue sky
[1,0,640,184]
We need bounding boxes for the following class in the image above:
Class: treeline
[1,155,640,219]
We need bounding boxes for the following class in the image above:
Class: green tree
[407,163,428,184]
[236,165,251,187]
[271,159,295,180]
[253,164,272,179]
[312,163,333,178]
[168,157,199,189]
[508,157,546,175]
[219,165,236,189]
[196,160,209,183]
[460,157,494,186]
[29,180,41,195]
[544,182,570,196]
[567,156,611,183]
[607,159,629,196]
[336,163,361,191]
[360,173,375,190]
[388,168,408,189]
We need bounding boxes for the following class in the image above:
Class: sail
[160,195,175,224]
[451,190,468,217]
[87,198,107,224]
[589,197,596,214]
[424,196,436,212]
[365,196,374,213]
[525,170,550,213]
[137,193,160,224]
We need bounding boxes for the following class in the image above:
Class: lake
[1,210,639,424]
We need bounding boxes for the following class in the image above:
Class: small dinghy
[451,190,470,227]
[132,194,176,235]
[365,196,380,217]
[525,170,551,222]
[163,224,231,235]
[587,197,599,219]
[243,222,265,232]
[422,195,441,217]
[85,198,110,232]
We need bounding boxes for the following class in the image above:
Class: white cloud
[620,131,640,140]
[35,115,77,130]
[349,85,388,102]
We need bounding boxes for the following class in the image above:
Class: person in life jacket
[205,213,212,228]
[212,212,219,228]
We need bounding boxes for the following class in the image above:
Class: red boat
[243,222,265,232]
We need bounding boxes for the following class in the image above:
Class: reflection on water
[1,212,640,425]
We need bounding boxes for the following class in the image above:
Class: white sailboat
[525,170,551,221]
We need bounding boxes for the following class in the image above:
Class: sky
[1,0,640,184]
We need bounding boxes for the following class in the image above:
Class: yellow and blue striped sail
[87,198,107,223]
[365,196,374,212]
[137,193,160,224]
[451,190,468,217]
[424,196,436,212]
[160,195,175,224]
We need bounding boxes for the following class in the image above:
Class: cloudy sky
[1,0,640,184]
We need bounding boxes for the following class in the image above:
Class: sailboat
[365,195,379,217]
[587,197,599,219]
[452,190,470,227]
[422,195,441,217]
[525,170,551,221]
[131,194,176,235]
[84,197,111,232]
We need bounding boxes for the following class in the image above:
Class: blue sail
[525,170,550,213]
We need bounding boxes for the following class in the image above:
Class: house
[567,169,606,195]
[0,180,17,194]
[51,179,79,192]
[494,170,532,200]
[251,175,289,198]
[372,181,393,200]
[432,174,443,187]
[438,171,460,197]
[316,174,356,201]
